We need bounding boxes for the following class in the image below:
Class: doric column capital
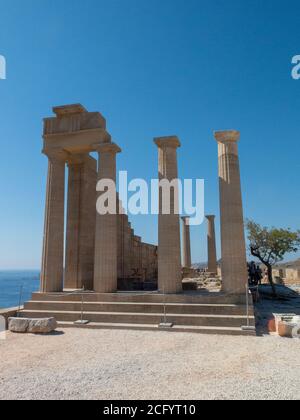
[154,136,181,149]
[214,130,240,157]
[94,143,121,155]
[66,153,86,166]
[65,153,96,169]
[90,131,112,146]
[43,148,69,162]
[214,130,240,144]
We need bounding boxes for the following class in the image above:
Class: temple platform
[20,291,256,336]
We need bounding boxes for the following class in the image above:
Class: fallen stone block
[274,313,296,333]
[8,317,57,334]
[277,316,300,338]
[8,317,29,333]
[28,318,57,334]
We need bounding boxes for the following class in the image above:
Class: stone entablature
[44,109,106,136]
[43,104,111,155]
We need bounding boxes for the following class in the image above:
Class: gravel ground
[0,328,299,400]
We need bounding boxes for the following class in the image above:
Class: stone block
[277,316,300,338]
[285,269,300,285]
[8,318,29,333]
[28,318,57,333]
[8,317,57,334]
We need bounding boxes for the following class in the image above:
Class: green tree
[246,220,300,296]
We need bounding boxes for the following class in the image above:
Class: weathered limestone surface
[43,104,110,153]
[117,213,127,280]
[39,105,163,295]
[65,155,97,290]
[155,136,182,294]
[94,143,121,293]
[141,243,157,282]
[181,217,192,268]
[8,317,57,334]
[117,194,158,287]
[278,316,300,338]
[117,214,157,287]
[285,269,300,284]
[206,215,217,274]
[40,150,67,293]
[41,105,112,293]
[8,317,28,333]
[0,307,19,329]
[214,130,248,295]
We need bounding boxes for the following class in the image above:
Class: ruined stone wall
[284,269,300,285]
[117,213,158,285]
[260,267,300,286]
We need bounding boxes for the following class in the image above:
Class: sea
[0,270,40,309]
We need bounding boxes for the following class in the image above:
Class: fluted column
[78,156,97,290]
[40,150,67,292]
[181,217,192,268]
[154,136,182,294]
[214,130,247,294]
[65,155,97,290]
[206,215,217,274]
[94,143,121,293]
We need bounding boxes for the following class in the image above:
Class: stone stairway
[20,291,256,336]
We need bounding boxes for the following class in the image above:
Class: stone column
[206,215,217,275]
[94,143,121,293]
[78,156,97,290]
[154,136,182,294]
[40,150,67,293]
[65,155,97,290]
[181,217,192,268]
[214,130,248,295]
[123,222,133,280]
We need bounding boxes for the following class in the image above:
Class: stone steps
[30,291,246,305]
[22,292,256,336]
[20,309,254,328]
[57,321,256,336]
[24,300,249,316]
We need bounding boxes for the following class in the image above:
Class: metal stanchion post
[74,292,90,326]
[159,283,173,329]
[241,282,255,332]
[17,285,23,317]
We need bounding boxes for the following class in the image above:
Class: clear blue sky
[0,0,300,269]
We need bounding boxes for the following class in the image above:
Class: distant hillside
[277,258,300,269]
[192,263,207,270]
[193,258,300,270]
[192,260,221,270]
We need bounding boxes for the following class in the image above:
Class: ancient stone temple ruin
[21,104,255,336]
[40,104,157,293]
